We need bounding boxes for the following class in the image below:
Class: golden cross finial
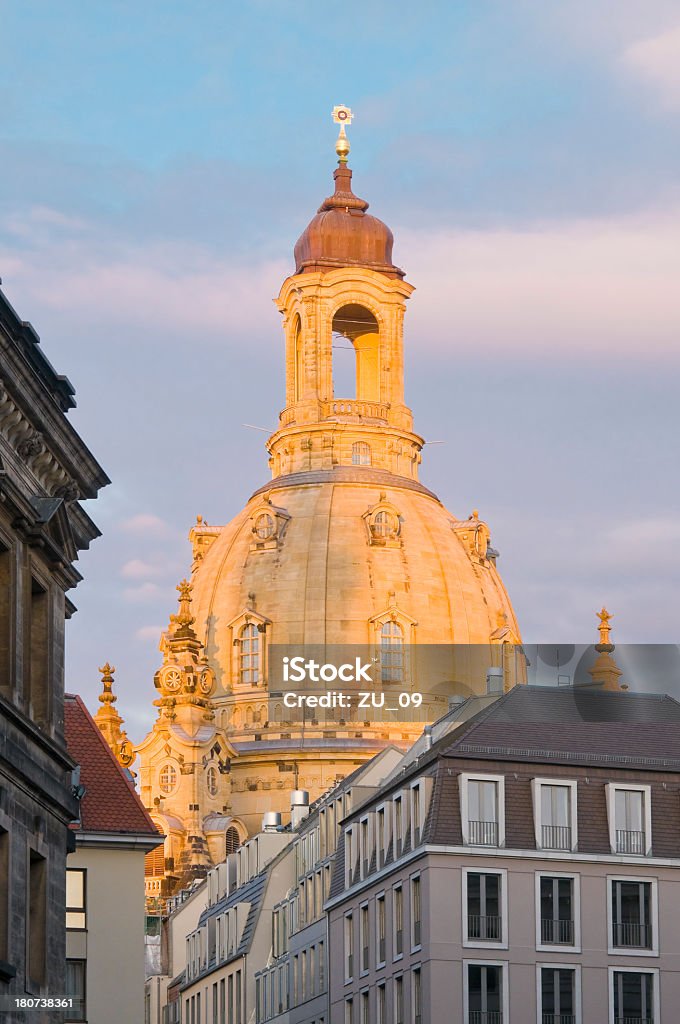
[172,578,195,628]
[332,104,353,166]
[597,607,613,647]
[98,662,116,704]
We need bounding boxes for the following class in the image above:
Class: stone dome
[189,467,520,692]
[294,165,403,279]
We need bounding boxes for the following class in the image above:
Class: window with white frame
[377,983,386,1024]
[394,974,404,1024]
[609,968,658,1024]
[413,967,422,1024]
[411,783,423,846]
[239,622,260,685]
[607,785,652,856]
[360,988,370,1024]
[360,903,369,974]
[461,774,505,848]
[360,817,371,878]
[533,779,577,852]
[608,877,657,954]
[411,874,422,949]
[377,806,387,868]
[344,913,354,981]
[536,873,580,951]
[464,961,507,1024]
[463,869,507,947]
[376,893,386,967]
[394,795,405,857]
[538,965,580,1024]
[393,884,404,958]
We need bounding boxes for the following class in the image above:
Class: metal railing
[613,921,652,948]
[468,820,499,846]
[616,829,646,855]
[468,914,502,941]
[614,1018,653,1024]
[541,824,572,851]
[542,1016,575,1024]
[469,1012,502,1024]
[541,918,575,944]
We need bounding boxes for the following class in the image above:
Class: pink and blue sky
[1,1,679,731]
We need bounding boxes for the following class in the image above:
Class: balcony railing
[541,918,575,945]
[468,914,502,941]
[616,829,646,855]
[541,824,572,851]
[614,1018,653,1024]
[542,1015,576,1024]
[613,921,652,949]
[321,399,390,421]
[468,820,499,846]
[469,1012,502,1024]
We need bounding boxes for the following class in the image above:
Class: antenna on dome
[331,104,353,166]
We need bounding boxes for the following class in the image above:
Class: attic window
[255,513,275,540]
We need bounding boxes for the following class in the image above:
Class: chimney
[290,790,310,828]
[486,667,504,694]
[423,724,433,751]
[262,811,282,833]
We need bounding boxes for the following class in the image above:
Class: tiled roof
[64,693,162,839]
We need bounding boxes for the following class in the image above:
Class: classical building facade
[133,120,523,898]
[0,284,108,1011]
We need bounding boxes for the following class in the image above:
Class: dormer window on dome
[249,500,290,553]
[364,497,402,547]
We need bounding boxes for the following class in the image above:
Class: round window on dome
[159,763,177,794]
[255,513,276,540]
[206,765,218,797]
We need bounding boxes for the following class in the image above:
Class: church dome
[294,165,404,279]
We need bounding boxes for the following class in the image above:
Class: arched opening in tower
[332,304,380,403]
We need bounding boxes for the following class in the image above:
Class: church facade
[131,118,523,900]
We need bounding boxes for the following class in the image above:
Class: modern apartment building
[328,686,680,1024]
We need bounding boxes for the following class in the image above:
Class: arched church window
[372,510,399,539]
[225,827,241,856]
[331,304,380,402]
[255,513,275,540]
[294,315,304,402]
[239,623,260,684]
[206,765,218,797]
[381,621,404,684]
[159,763,178,794]
[352,442,371,467]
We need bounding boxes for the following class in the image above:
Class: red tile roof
[64,693,162,839]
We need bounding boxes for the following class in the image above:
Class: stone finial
[98,662,116,705]
[587,608,627,692]
[596,607,613,652]
[171,579,195,630]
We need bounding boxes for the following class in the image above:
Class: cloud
[399,204,680,358]
[135,625,164,642]
[622,23,680,110]
[120,558,167,580]
[122,582,164,603]
[118,513,173,534]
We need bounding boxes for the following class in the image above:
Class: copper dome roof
[294,165,404,279]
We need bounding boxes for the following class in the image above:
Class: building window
[539,966,578,1024]
[360,818,370,878]
[344,913,354,981]
[378,984,386,1024]
[65,959,86,1022]
[377,893,386,967]
[465,962,505,1024]
[411,784,422,846]
[206,765,218,796]
[345,997,354,1024]
[395,974,404,1024]
[239,623,260,685]
[159,763,178,794]
[0,827,8,963]
[255,513,276,540]
[609,879,656,953]
[352,442,372,466]
[27,848,47,987]
[411,875,422,949]
[612,787,650,855]
[360,989,370,1024]
[360,903,369,973]
[372,510,399,539]
[461,774,504,847]
[381,621,404,683]
[66,868,86,930]
[465,871,504,945]
[225,827,240,857]
[394,795,405,857]
[538,875,578,949]
[413,967,422,1024]
[610,969,658,1024]
[533,780,577,852]
[393,885,404,958]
